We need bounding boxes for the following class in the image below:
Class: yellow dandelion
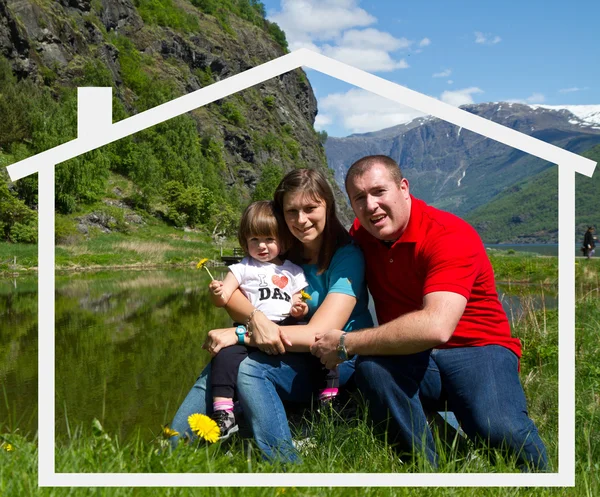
[162,425,179,438]
[2,443,14,452]
[300,289,312,301]
[188,413,220,443]
[196,258,215,280]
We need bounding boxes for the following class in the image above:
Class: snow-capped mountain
[325,102,600,219]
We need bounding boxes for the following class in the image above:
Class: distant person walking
[582,226,596,259]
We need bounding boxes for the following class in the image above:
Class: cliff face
[0,0,352,234]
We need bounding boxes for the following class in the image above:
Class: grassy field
[0,223,237,274]
[0,258,598,496]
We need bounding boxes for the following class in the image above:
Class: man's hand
[310,329,344,369]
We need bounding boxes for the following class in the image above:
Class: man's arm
[311,291,467,369]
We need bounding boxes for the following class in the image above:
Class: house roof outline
[5,47,597,181]
[7,47,583,487]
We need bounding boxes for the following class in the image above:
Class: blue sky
[261,0,600,137]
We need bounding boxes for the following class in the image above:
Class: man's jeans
[170,351,356,462]
[354,345,548,470]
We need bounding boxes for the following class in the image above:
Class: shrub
[252,163,284,201]
[9,222,37,244]
[134,0,200,32]
[267,21,288,51]
[220,101,245,126]
[263,95,275,109]
[55,215,82,245]
[0,180,37,242]
[162,181,215,228]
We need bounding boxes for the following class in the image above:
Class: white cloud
[559,86,589,93]
[419,37,431,47]
[319,88,426,134]
[447,80,453,85]
[340,29,412,51]
[526,92,545,104]
[267,0,415,73]
[440,87,484,107]
[433,68,452,78]
[269,0,376,42]
[474,31,501,45]
[321,46,409,72]
[506,92,546,104]
[315,114,332,130]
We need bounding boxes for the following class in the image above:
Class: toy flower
[196,258,215,280]
[162,426,179,438]
[188,413,220,443]
[300,289,312,301]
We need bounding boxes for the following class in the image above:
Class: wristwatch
[336,332,349,361]
[235,325,247,345]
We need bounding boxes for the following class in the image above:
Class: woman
[170,169,373,462]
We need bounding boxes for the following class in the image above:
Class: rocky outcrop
[0,0,351,222]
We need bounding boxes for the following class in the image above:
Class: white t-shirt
[229,257,308,322]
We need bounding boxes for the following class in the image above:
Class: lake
[0,269,557,442]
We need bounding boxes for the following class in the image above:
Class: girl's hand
[290,301,308,318]
[208,280,228,300]
[202,327,237,357]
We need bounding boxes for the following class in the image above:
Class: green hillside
[465,144,600,243]
[0,0,338,247]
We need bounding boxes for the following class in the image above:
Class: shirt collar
[394,195,423,245]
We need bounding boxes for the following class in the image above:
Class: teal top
[302,243,374,332]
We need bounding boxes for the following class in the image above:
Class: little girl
[205,200,310,439]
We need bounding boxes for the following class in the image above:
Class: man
[311,155,548,470]
[582,226,596,259]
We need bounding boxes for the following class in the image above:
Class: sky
[261,0,600,137]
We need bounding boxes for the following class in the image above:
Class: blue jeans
[170,351,356,462]
[354,345,548,471]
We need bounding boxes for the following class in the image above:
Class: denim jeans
[354,345,548,471]
[170,351,356,462]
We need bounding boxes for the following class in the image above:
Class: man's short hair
[345,155,404,192]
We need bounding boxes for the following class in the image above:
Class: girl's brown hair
[273,169,351,273]
[237,200,291,255]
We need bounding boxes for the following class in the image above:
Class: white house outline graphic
[5,48,595,488]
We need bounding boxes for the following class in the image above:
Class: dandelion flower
[2,443,14,452]
[162,426,179,438]
[188,413,220,443]
[300,289,312,301]
[196,258,215,280]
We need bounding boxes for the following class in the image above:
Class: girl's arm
[208,272,240,307]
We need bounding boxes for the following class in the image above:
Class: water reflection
[0,270,557,442]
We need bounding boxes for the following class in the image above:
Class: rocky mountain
[0,0,352,244]
[325,103,600,223]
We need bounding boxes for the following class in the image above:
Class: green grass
[0,256,597,495]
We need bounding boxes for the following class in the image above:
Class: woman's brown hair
[237,200,291,255]
[273,169,351,273]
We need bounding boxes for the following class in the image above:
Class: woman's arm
[223,290,291,354]
[281,292,357,352]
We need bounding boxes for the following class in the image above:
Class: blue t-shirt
[302,243,374,332]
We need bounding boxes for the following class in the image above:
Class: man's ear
[401,178,410,198]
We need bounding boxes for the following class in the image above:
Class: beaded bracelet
[245,309,261,337]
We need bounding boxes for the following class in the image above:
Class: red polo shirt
[350,195,521,357]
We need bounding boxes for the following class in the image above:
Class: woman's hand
[250,310,292,355]
[202,327,237,357]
